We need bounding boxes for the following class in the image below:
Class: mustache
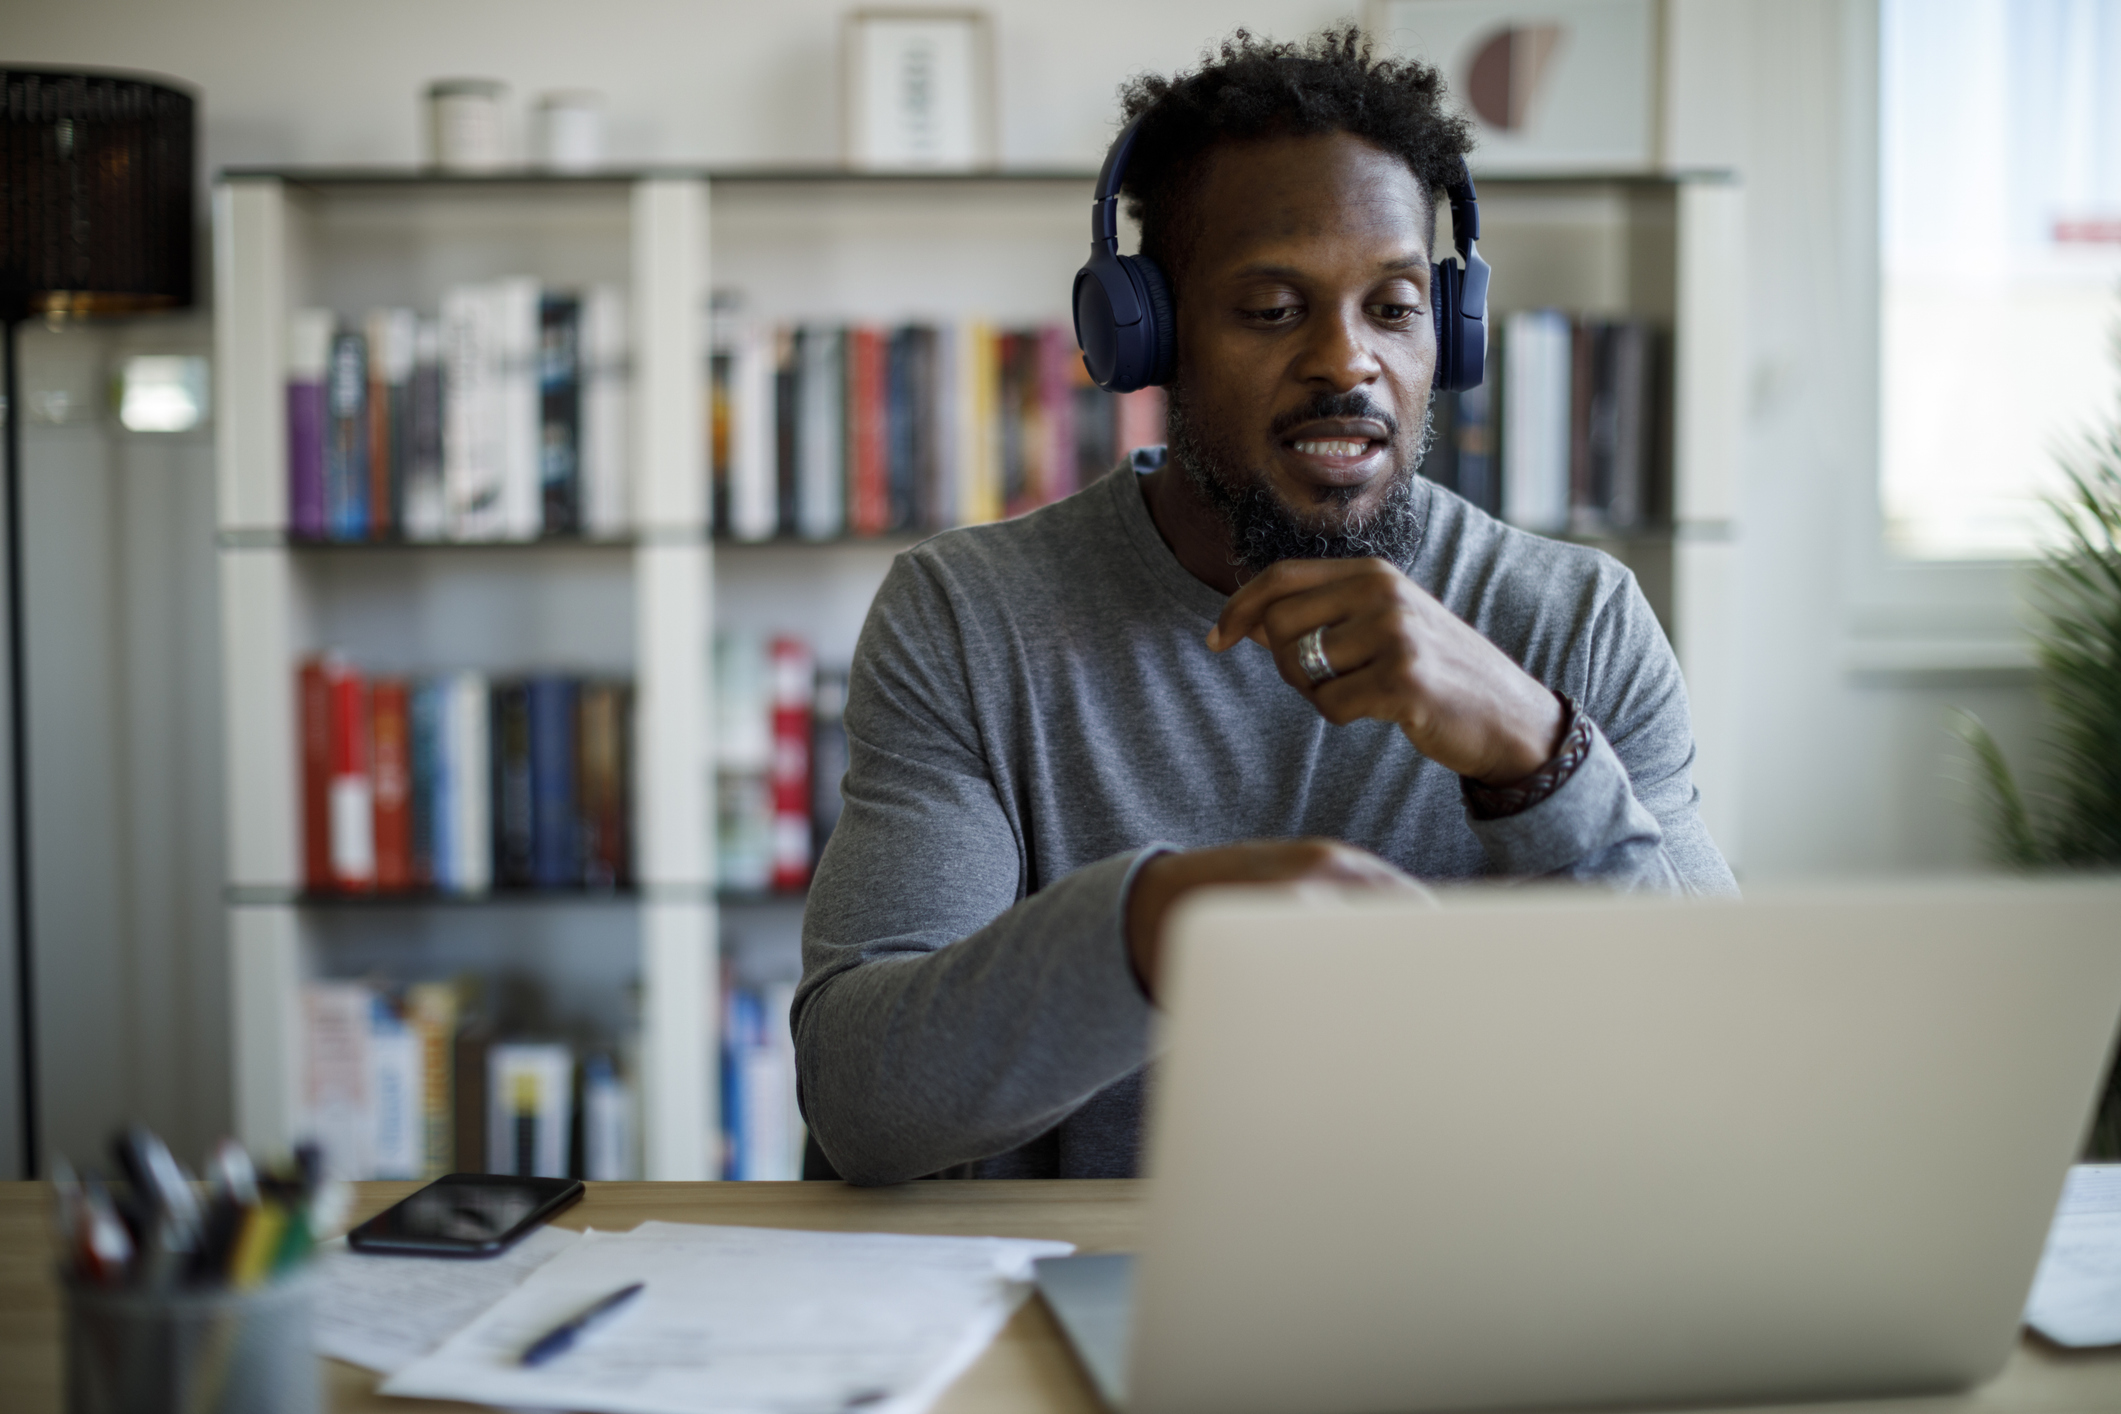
[1267,390,1400,441]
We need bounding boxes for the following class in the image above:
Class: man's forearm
[794,849,1161,1185]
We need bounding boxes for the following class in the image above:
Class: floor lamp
[0,69,195,1178]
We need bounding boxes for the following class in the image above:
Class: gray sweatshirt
[795,453,1736,1185]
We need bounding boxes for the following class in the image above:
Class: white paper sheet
[312,1224,579,1373]
[381,1220,1074,1414]
[2024,1163,2121,1347]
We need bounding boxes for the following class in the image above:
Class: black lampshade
[0,67,196,321]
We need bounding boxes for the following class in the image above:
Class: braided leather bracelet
[1459,692,1592,821]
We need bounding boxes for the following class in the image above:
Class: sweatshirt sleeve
[791,552,1161,1186]
[1469,570,1739,895]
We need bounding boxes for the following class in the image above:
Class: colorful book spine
[961,320,1001,524]
[578,682,630,888]
[1039,325,1078,504]
[581,1052,635,1182]
[325,328,369,541]
[299,658,332,891]
[729,320,778,542]
[496,277,544,542]
[491,680,535,888]
[370,678,412,892]
[443,284,500,539]
[403,319,447,539]
[774,325,799,538]
[325,657,375,891]
[885,326,919,532]
[579,285,630,538]
[287,310,333,540]
[488,1042,573,1179]
[443,671,492,895]
[1502,308,1574,534]
[369,994,423,1180]
[769,637,814,892]
[407,678,444,887]
[810,667,849,858]
[366,308,417,540]
[527,675,579,888]
[405,982,459,1179]
[538,292,582,536]
[849,326,889,536]
[795,326,845,541]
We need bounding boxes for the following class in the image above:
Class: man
[794,28,1735,1186]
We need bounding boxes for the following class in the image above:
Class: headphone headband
[1090,116,1141,252]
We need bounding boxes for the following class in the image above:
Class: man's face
[1165,130,1437,570]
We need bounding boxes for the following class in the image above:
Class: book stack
[719,975,802,1181]
[300,977,636,1181]
[298,657,633,895]
[710,313,1169,541]
[1477,310,1662,536]
[285,284,629,542]
[714,633,851,894]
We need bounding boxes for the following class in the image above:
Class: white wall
[2,0,2038,1169]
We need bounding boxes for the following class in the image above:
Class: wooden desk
[5,1179,2121,1413]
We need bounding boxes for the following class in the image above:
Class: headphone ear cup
[1130,254,1176,387]
[1431,258,1464,392]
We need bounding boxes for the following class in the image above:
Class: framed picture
[1366,0,1659,174]
[842,8,997,172]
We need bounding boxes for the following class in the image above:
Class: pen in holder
[52,1127,344,1414]
[62,1274,319,1414]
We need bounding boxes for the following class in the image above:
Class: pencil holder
[62,1275,319,1414]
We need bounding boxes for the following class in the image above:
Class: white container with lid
[426,78,508,171]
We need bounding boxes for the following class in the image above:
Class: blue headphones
[1071,119,1490,395]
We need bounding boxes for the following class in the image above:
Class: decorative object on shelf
[1954,360,2121,1154]
[1365,0,1657,173]
[534,91,605,173]
[425,78,509,172]
[841,8,997,172]
[1,66,196,1180]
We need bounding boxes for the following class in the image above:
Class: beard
[1166,381,1434,578]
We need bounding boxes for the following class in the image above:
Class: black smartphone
[346,1173,585,1258]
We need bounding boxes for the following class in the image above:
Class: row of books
[1435,310,1664,535]
[720,975,804,1181]
[710,316,1168,541]
[299,657,633,894]
[285,283,629,543]
[301,978,636,1182]
[714,634,849,894]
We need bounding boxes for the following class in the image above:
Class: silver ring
[1296,625,1337,685]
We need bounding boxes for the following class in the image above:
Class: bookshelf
[213,172,713,1178]
[211,163,1742,1183]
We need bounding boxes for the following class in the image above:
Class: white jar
[534,91,605,172]
[426,78,508,171]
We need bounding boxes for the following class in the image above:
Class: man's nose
[1294,302,1383,392]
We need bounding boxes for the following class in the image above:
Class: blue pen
[521,1282,645,1367]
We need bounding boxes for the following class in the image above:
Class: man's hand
[1125,840,1423,1001]
[1207,558,1564,785]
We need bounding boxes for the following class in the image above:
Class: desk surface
[4,1179,2121,1414]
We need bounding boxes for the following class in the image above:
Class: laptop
[1034,878,2121,1414]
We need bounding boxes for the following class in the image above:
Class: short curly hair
[1117,26,1474,296]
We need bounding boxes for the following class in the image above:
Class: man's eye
[1368,303,1422,323]
[1246,305,1301,324]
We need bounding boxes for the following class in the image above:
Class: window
[1879,0,2121,560]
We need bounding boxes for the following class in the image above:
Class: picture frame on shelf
[1365,0,1659,174]
[841,8,997,172]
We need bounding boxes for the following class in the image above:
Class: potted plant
[1956,394,2121,1155]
